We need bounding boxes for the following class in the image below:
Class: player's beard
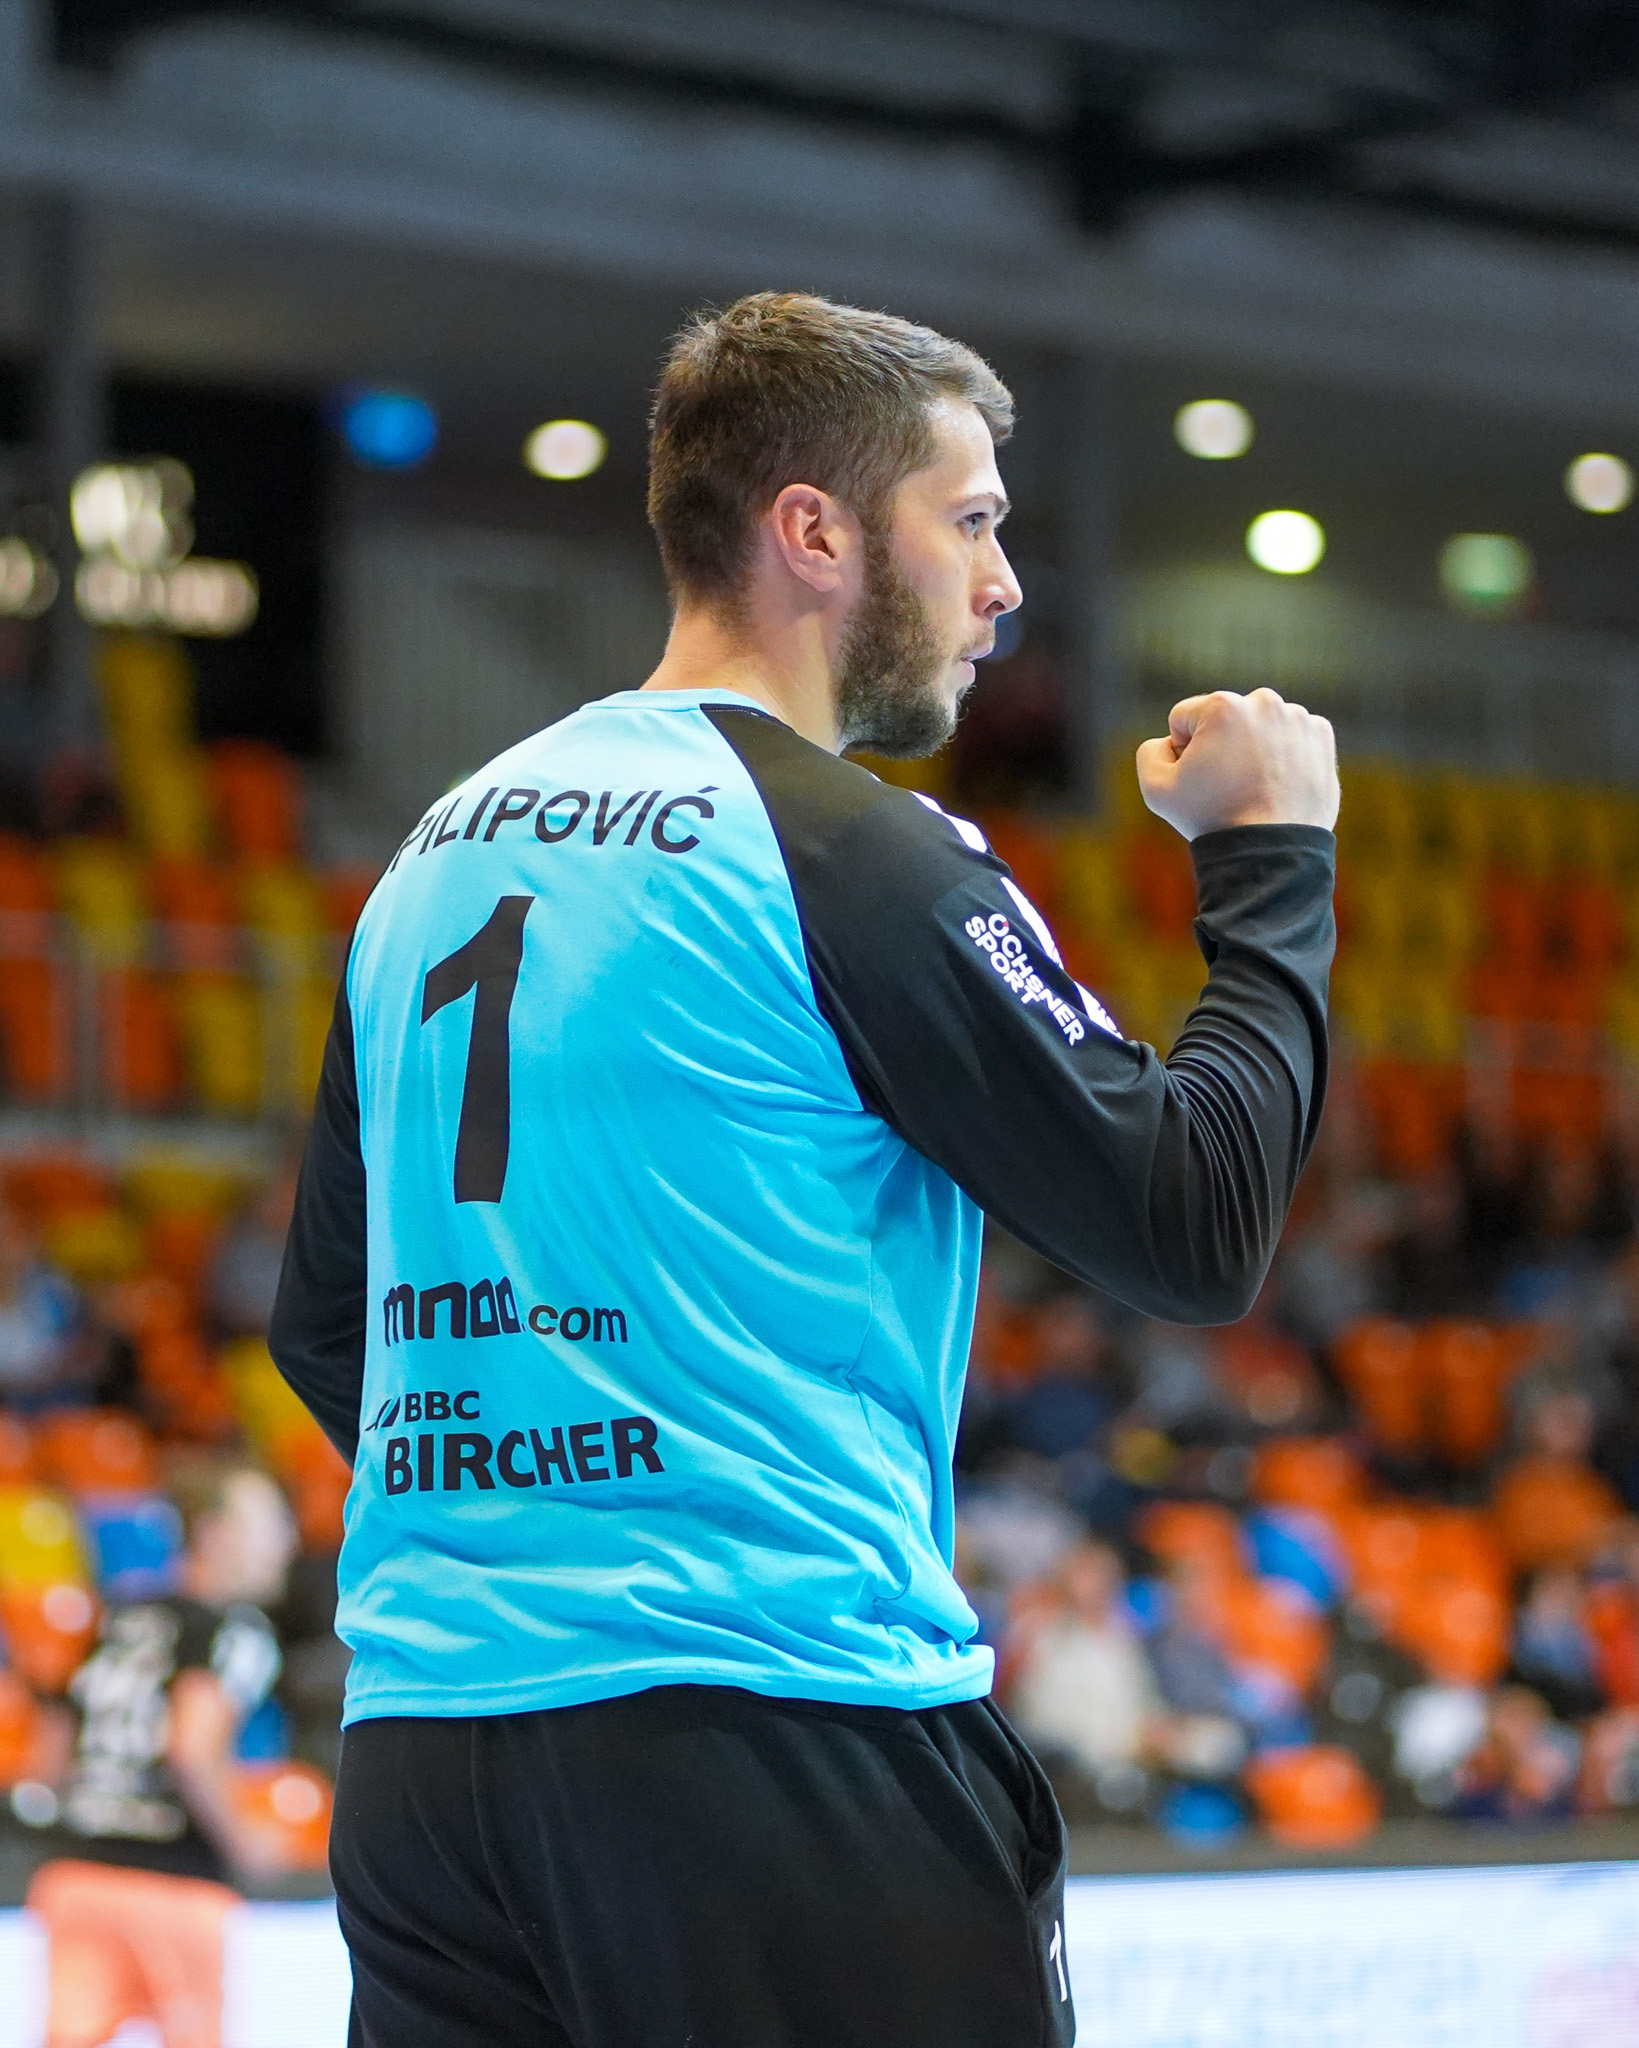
[835,523,965,758]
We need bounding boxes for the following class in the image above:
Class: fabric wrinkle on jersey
[274,686,1335,1728]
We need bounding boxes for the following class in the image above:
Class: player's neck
[642,602,843,754]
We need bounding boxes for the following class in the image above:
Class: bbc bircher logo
[963,912,1088,1045]
[382,1276,628,1347]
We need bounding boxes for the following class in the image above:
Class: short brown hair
[648,292,1013,608]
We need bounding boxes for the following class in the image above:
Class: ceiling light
[70,461,193,568]
[1246,509,1324,575]
[1439,533,1532,613]
[1565,452,1633,514]
[1175,400,1253,460]
[0,538,58,619]
[76,557,258,637]
[524,419,606,481]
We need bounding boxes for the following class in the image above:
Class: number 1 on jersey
[421,895,534,1203]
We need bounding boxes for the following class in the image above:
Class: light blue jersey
[338,691,989,1720]
[275,685,1334,1726]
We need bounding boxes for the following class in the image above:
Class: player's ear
[767,484,855,596]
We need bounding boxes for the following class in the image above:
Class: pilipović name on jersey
[389,784,719,872]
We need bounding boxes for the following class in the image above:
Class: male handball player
[272,292,1339,2047]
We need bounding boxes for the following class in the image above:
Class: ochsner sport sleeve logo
[961,888,1122,1045]
[965,910,1088,1044]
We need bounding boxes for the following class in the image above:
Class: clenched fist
[1135,689,1339,842]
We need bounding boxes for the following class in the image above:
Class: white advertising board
[0,1861,1636,2045]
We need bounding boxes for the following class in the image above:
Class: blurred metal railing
[0,913,342,1126]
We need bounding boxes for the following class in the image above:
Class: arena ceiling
[49,0,1639,252]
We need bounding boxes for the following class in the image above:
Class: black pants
[331,1684,1075,2047]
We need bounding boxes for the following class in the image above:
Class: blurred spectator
[955,1460,1083,1598]
[1577,1706,1639,1813]
[32,1452,299,1879]
[1511,1568,1605,1721]
[1148,1570,1244,1727]
[1008,1541,1161,1781]
[208,1168,296,1339]
[1003,1293,1112,1458]
[1390,1681,1490,1808]
[1493,1377,1627,1572]
[0,1203,89,1409]
[1585,1523,1639,1708]
[1315,1604,1427,1801]
[1007,1542,1244,1809]
[1450,1686,1581,1823]
[19,1454,306,2048]
[1274,1180,1389,1348]
[1380,1162,1475,1320]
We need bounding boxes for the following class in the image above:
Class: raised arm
[710,690,1338,1325]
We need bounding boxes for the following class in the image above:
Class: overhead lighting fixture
[335,388,438,470]
[1246,509,1325,575]
[1565,452,1633,514]
[68,458,258,637]
[1175,400,1253,460]
[75,556,259,637]
[1439,533,1532,614]
[0,538,59,619]
[70,461,194,569]
[524,419,607,481]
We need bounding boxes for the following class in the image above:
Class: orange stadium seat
[1,1153,116,1221]
[323,864,383,938]
[35,1411,159,1495]
[1123,829,1197,940]
[0,1580,97,1693]
[1555,877,1624,972]
[1137,1500,1249,1581]
[1243,1747,1381,1849]
[1420,1321,1514,1466]
[0,958,71,1102]
[0,1415,34,1485]
[1249,1437,1367,1521]
[976,814,1059,919]
[1394,1575,1511,1686]
[1337,1502,1426,1626]
[1354,1062,1460,1180]
[273,1428,351,1552]
[1214,1575,1330,1694]
[1492,1455,1626,1572]
[1484,874,1550,964]
[1417,1506,1508,1591]
[98,966,184,1110]
[0,1668,43,1786]
[137,1329,238,1443]
[148,854,239,928]
[207,740,302,864]
[231,1760,334,1870]
[145,1208,223,1301]
[1332,1319,1425,1454]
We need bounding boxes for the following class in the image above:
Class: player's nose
[980,545,1023,619]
